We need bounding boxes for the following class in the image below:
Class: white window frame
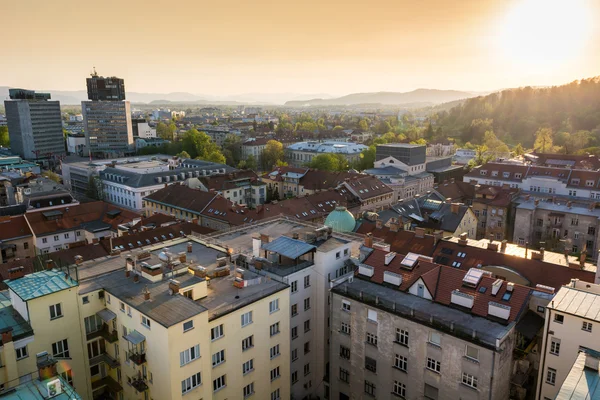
[241,311,253,327]
[211,324,224,340]
[180,344,200,366]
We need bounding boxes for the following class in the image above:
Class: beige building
[536,278,600,400]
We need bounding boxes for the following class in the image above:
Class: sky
[2,0,600,97]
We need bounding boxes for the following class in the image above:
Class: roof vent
[383,271,402,286]
[358,264,374,277]
[462,268,484,288]
[384,252,397,266]
[451,290,474,309]
[491,279,503,296]
[506,282,514,292]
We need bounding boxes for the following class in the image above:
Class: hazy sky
[3,0,599,96]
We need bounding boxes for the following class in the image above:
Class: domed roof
[325,207,356,233]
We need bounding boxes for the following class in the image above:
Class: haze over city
[3,0,599,96]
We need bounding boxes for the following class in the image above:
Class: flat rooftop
[1,375,81,400]
[332,277,512,348]
[443,237,597,272]
[0,291,33,341]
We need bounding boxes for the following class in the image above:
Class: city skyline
[3,0,599,97]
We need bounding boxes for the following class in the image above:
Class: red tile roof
[0,215,32,241]
[200,170,259,191]
[355,222,437,256]
[340,175,393,200]
[144,185,217,214]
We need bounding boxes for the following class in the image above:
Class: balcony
[124,330,146,365]
[89,352,120,369]
[128,352,146,365]
[87,324,119,343]
[131,377,149,393]
[91,375,123,394]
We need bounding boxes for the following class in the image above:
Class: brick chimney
[133,274,139,283]
[433,230,443,246]
[450,203,460,214]
[389,218,400,232]
[375,219,382,229]
[7,266,25,280]
[45,259,54,270]
[500,240,508,252]
[37,351,58,381]
[364,233,373,248]
[0,327,13,343]
[169,279,180,294]
[144,286,150,301]
[458,232,468,246]
[260,233,270,244]
[445,198,451,204]
[179,252,187,263]
[414,227,425,238]
[75,255,83,265]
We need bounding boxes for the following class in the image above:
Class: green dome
[325,207,356,233]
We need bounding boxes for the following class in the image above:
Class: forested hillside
[435,77,600,151]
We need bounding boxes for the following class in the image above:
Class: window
[243,382,254,398]
[537,305,545,313]
[336,251,341,259]
[424,383,439,400]
[84,315,102,335]
[304,341,310,354]
[90,365,100,376]
[394,354,407,371]
[589,226,596,235]
[291,304,298,316]
[550,338,561,355]
[466,345,479,361]
[462,372,478,388]
[291,281,297,293]
[270,344,280,359]
[291,370,298,384]
[429,332,441,346]
[54,235,59,241]
[341,322,351,335]
[304,275,310,288]
[243,359,254,374]
[365,356,377,372]
[180,344,200,366]
[82,296,89,304]
[49,304,63,320]
[211,324,224,340]
[270,366,280,381]
[141,315,151,329]
[180,320,193,332]
[583,321,593,332]
[52,339,69,358]
[366,332,378,346]
[181,372,202,394]
[292,326,298,339]
[304,297,311,310]
[393,380,406,397]
[396,328,409,346]
[367,309,377,323]
[241,311,253,327]
[339,367,349,383]
[344,248,349,256]
[304,363,311,376]
[364,380,376,396]
[554,314,564,324]
[59,369,73,386]
[119,302,125,313]
[42,238,47,244]
[242,335,254,351]
[426,357,441,373]
[340,345,350,359]
[342,300,351,312]
[271,388,280,400]
[546,367,556,385]
[212,349,225,367]
[292,348,298,361]
[213,375,226,392]
[269,299,279,313]
[270,322,280,336]
[64,233,69,239]
[15,345,28,360]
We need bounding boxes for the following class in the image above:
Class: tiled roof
[6,269,78,301]
[355,222,437,256]
[0,215,32,241]
[0,258,36,285]
[144,185,217,214]
[50,243,110,265]
[431,240,595,290]
[465,163,528,181]
[200,170,258,191]
[340,175,393,200]
[242,138,270,146]
[299,170,359,191]
[130,213,178,230]
[104,222,213,251]
[25,202,140,236]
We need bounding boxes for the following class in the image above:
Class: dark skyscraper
[86,69,126,101]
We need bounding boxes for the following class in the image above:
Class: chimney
[414,227,425,238]
[36,351,58,381]
[191,266,207,278]
[143,286,150,301]
[580,252,587,266]
[376,219,382,229]
[75,255,83,265]
[169,279,180,294]
[187,242,193,253]
[260,233,270,244]
[133,274,139,283]
[450,203,460,214]
[7,266,25,280]
[125,269,131,278]
[292,232,299,239]
[45,259,54,270]
[0,327,13,344]
[179,252,187,263]
[445,198,451,204]
[500,240,508,252]
[590,202,596,212]
[192,218,198,224]
[487,241,499,252]
[534,199,539,207]
[389,218,400,232]
[364,233,373,248]
[384,252,397,265]
[433,230,443,246]
[458,232,468,246]
[567,201,572,209]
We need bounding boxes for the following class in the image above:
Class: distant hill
[283,89,473,107]
[435,76,600,147]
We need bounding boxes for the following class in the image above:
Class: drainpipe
[489,350,495,400]
[536,307,552,400]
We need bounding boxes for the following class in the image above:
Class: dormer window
[571,179,580,185]
[586,180,595,187]
[503,172,510,178]
[480,170,487,176]
[515,173,522,179]
[491,171,498,177]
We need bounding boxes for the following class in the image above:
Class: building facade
[285,141,367,168]
[82,101,134,157]
[4,89,66,161]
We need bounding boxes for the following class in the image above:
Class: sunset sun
[496,0,592,69]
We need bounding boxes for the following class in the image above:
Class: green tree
[483,131,510,157]
[222,134,243,166]
[358,119,369,131]
[176,151,191,159]
[245,155,257,170]
[42,171,61,183]
[352,145,376,171]
[409,138,427,145]
[513,143,525,156]
[262,140,285,170]
[0,126,9,147]
[382,132,398,143]
[467,145,495,170]
[181,129,226,163]
[156,122,169,140]
[533,128,554,153]
[307,154,348,171]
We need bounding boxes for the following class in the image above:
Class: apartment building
[241,138,270,167]
[262,167,359,198]
[337,175,394,212]
[536,279,600,400]
[329,249,532,400]
[285,141,367,168]
[0,216,35,263]
[192,170,266,207]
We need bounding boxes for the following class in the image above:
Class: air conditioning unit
[47,379,62,396]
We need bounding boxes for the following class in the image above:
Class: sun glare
[496,0,592,69]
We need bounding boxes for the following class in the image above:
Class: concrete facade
[82,101,133,157]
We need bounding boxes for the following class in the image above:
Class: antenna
[91,66,98,77]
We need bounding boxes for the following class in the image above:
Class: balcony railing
[87,324,118,343]
[91,375,123,393]
[128,352,146,365]
[131,377,148,392]
[89,352,120,369]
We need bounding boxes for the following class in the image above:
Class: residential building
[242,138,270,167]
[427,142,455,157]
[330,249,531,400]
[524,152,600,170]
[262,167,359,198]
[25,201,140,254]
[191,170,266,207]
[536,279,600,400]
[336,175,394,212]
[4,89,65,162]
[0,215,35,263]
[285,141,367,168]
[82,100,134,157]
[553,350,600,399]
[135,137,170,151]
